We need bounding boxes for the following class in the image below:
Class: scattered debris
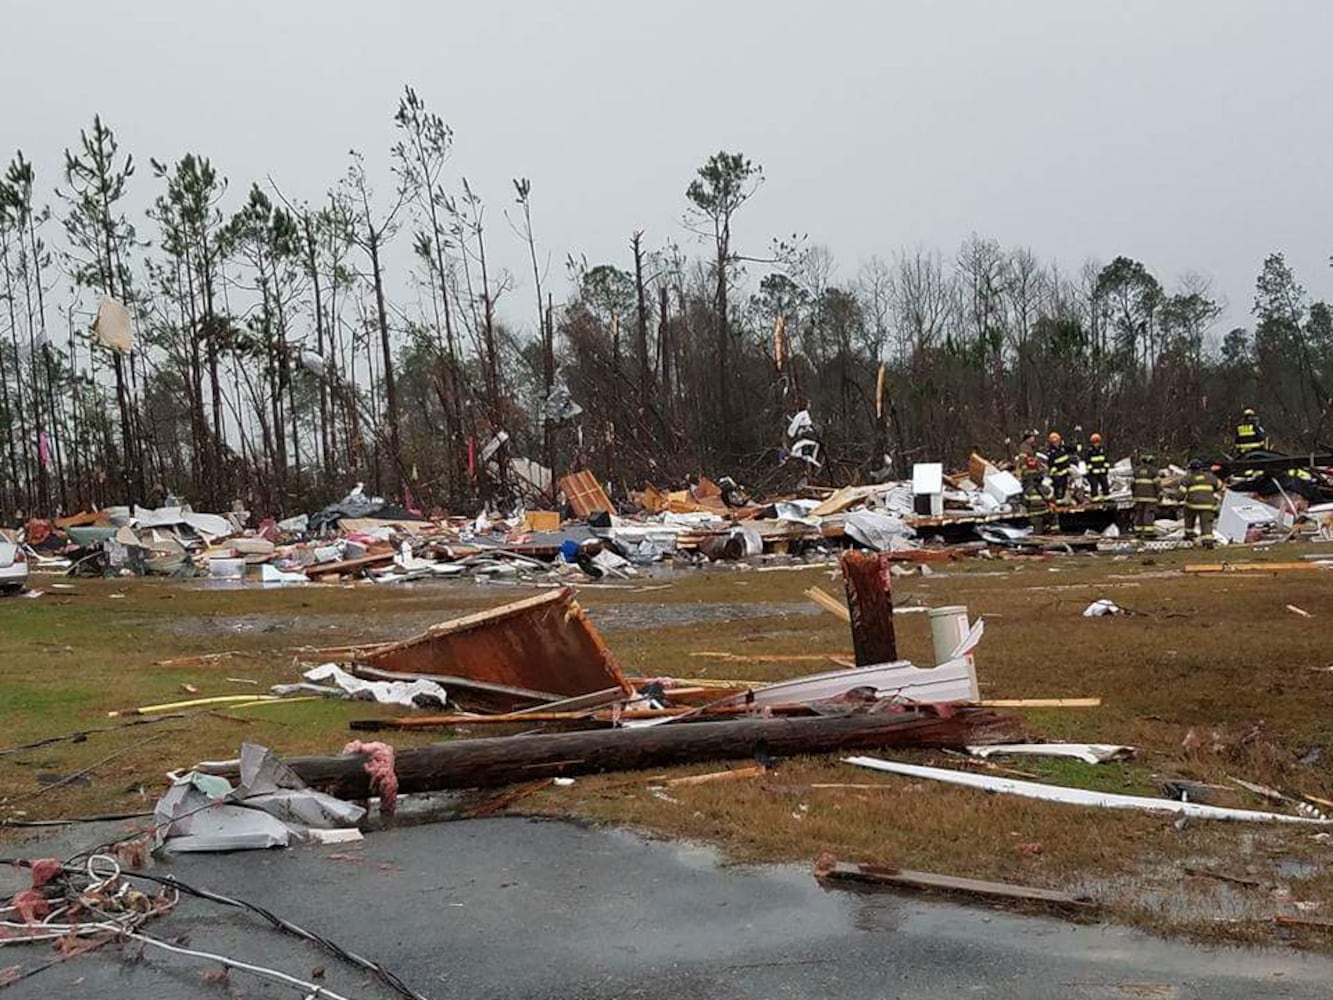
[663,765,768,787]
[1083,599,1124,617]
[358,588,633,712]
[845,757,1333,824]
[967,743,1135,765]
[155,743,365,852]
[812,853,1095,910]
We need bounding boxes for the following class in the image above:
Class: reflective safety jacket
[1234,421,1267,454]
[1044,443,1074,476]
[1086,445,1109,473]
[1132,464,1159,503]
[1183,470,1221,511]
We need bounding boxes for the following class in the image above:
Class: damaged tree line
[2,87,1332,520]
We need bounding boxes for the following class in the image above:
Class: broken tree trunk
[840,551,897,666]
[200,708,1021,795]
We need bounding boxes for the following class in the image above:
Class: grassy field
[2,547,1331,946]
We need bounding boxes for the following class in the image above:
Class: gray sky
[5,0,1331,334]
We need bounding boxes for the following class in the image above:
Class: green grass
[2,553,1332,948]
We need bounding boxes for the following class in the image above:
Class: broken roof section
[361,587,633,712]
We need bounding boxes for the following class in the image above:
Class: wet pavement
[5,817,1329,998]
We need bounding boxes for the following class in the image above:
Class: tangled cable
[0,856,428,999]
[0,854,178,945]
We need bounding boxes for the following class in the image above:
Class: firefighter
[1021,456,1053,535]
[1183,458,1222,547]
[1233,407,1268,457]
[1085,432,1110,500]
[1041,431,1075,501]
[1013,429,1039,469]
[1132,452,1159,539]
[1284,465,1319,501]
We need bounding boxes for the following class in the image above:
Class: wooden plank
[522,510,561,532]
[805,585,851,622]
[1184,561,1323,574]
[557,470,612,518]
[304,551,395,578]
[815,859,1095,909]
[979,698,1101,708]
[811,485,876,518]
[690,652,848,664]
[664,765,767,787]
[840,550,897,666]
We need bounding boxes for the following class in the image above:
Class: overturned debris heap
[12,442,1333,590]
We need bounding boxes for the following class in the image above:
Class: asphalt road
[4,817,1329,999]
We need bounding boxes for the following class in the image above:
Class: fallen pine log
[812,855,1095,910]
[201,707,1022,795]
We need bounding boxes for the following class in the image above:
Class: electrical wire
[120,869,428,1000]
[114,929,358,1000]
[0,858,428,1000]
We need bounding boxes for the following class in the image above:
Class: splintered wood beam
[840,550,898,666]
[814,858,1096,910]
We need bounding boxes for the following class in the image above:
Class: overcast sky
[4,1,1330,334]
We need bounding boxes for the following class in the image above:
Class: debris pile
[11,444,1333,591]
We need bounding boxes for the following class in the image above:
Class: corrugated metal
[363,587,632,711]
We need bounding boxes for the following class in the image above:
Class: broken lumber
[153,650,248,667]
[202,707,1022,795]
[664,765,767,787]
[840,550,897,666]
[304,551,396,579]
[109,694,279,717]
[348,663,572,706]
[813,856,1095,910]
[978,698,1101,709]
[1184,561,1323,574]
[1183,866,1262,888]
[351,702,817,731]
[689,652,848,664]
[558,470,613,518]
[805,585,851,623]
